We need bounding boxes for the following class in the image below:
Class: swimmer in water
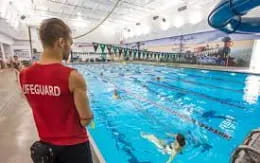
[141,133,185,163]
[100,72,103,76]
[113,89,120,99]
[156,77,161,81]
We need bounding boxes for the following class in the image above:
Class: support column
[250,40,260,74]
[28,26,33,59]
[0,43,6,62]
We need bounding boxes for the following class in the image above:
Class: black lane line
[102,67,243,93]
[120,75,237,122]
[165,76,243,93]
[152,69,244,85]
[167,71,243,85]
[90,69,245,109]
[148,81,245,109]
[151,67,245,84]
[86,69,232,140]
[145,71,243,93]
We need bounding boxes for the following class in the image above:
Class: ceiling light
[136,27,142,36]
[129,31,134,37]
[73,16,87,28]
[123,31,129,39]
[173,15,184,28]
[188,11,202,25]
[142,25,150,35]
[160,21,170,31]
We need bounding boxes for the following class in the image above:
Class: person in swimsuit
[113,89,120,99]
[141,133,185,163]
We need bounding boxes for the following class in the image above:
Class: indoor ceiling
[0,0,215,39]
[27,0,185,26]
[0,0,259,42]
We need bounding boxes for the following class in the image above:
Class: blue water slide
[208,0,260,33]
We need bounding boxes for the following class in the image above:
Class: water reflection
[243,75,260,104]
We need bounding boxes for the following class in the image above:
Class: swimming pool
[73,63,260,163]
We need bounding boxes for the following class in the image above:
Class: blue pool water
[73,63,260,163]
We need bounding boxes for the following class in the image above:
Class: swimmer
[141,133,185,163]
[100,72,103,76]
[156,77,161,81]
[113,89,120,99]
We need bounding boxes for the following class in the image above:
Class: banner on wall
[107,45,112,55]
[113,46,118,54]
[124,30,260,67]
[14,49,31,60]
[92,43,99,52]
[100,44,106,54]
[119,48,123,57]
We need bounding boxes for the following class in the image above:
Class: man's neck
[39,48,63,64]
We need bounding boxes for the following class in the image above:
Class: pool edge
[88,130,107,163]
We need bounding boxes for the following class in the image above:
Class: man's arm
[69,70,93,127]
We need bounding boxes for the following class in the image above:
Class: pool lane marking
[120,87,232,140]
[89,69,245,109]
[164,76,243,93]
[118,73,245,109]
[148,69,243,92]
[148,81,245,109]
[167,71,243,85]
[86,69,232,140]
[103,69,243,93]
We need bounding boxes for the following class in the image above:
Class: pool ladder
[232,129,260,163]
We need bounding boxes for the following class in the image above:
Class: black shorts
[31,141,93,163]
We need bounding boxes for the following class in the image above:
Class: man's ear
[57,38,65,48]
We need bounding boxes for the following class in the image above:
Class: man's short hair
[39,18,71,47]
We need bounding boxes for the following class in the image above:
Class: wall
[12,40,31,60]
[0,32,14,45]
[0,32,14,62]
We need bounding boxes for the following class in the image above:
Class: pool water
[72,63,260,163]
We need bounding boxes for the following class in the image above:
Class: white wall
[0,32,14,61]
[0,32,14,45]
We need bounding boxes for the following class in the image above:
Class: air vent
[153,16,159,20]
[178,5,187,12]
[162,18,166,22]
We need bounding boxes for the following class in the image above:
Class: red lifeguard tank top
[19,63,88,145]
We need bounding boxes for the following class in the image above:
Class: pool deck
[0,69,105,163]
[128,61,260,75]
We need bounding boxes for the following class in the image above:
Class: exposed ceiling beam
[32,8,135,24]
